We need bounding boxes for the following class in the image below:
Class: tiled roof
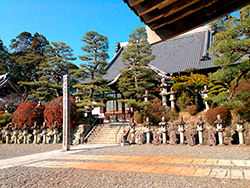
[0,73,22,94]
[150,29,216,74]
[0,73,11,87]
[78,26,216,84]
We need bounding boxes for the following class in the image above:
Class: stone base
[238,144,245,147]
[145,143,151,145]
[218,144,225,146]
[161,143,168,145]
[120,143,129,146]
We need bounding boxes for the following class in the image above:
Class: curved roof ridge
[106,46,124,71]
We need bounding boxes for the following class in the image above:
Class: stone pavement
[1,144,250,181]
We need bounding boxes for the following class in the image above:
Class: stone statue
[186,132,195,146]
[207,131,216,146]
[121,127,131,146]
[137,131,144,145]
[152,131,160,145]
[169,130,177,145]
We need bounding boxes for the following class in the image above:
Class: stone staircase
[86,123,129,144]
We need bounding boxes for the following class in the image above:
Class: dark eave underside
[124,0,250,44]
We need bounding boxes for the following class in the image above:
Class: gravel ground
[0,144,250,188]
[75,144,250,160]
[0,166,249,188]
[0,144,62,160]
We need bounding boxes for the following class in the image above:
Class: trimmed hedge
[44,96,78,128]
[12,102,44,128]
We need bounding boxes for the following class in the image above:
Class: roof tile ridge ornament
[105,43,124,71]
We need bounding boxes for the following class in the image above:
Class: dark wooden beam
[127,0,145,7]
[149,0,242,30]
[133,0,169,16]
[152,0,250,44]
[142,0,200,24]
[150,1,205,30]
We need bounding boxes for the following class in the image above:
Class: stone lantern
[214,114,224,145]
[159,117,168,144]
[52,121,59,144]
[144,117,152,144]
[129,118,136,144]
[12,123,20,144]
[41,122,48,144]
[159,78,168,107]
[202,85,210,111]
[234,115,245,145]
[4,124,11,144]
[168,88,175,109]
[143,90,149,102]
[22,123,29,144]
[196,116,205,145]
[32,121,40,144]
[176,117,186,145]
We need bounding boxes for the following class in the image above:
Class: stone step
[86,124,130,144]
[89,138,119,143]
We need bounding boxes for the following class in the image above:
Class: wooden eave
[124,0,250,44]
[0,79,22,94]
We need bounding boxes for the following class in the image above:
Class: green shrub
[176,92,191,110]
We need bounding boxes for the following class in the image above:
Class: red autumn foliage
[12,103,44,128]
[204,106,231,125]
[44,96,78,129]
[229,78,250,94]
[186,105,198,116]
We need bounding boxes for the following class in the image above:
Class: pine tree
[0,39,9,75]
[118,27,155,113]
[73,31,111,115]
[9,32,49,102]
[208,5,250,106]
[27,41,78,102]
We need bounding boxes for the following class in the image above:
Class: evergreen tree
[0,39,9,74]
[73,31,110,114]
[171,73,208,106]
[9,32,49,102]
[27,41,78,102]
[208,5,250,106]
[118,27,155,113]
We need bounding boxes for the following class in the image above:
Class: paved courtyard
[0,144,250,187]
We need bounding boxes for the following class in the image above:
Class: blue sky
[1,0,145,67]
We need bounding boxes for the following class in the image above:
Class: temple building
[82,26,217,122]
[0,73,22,102]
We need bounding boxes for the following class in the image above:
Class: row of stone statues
[123,115,247,146]
[0,121,61,144]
